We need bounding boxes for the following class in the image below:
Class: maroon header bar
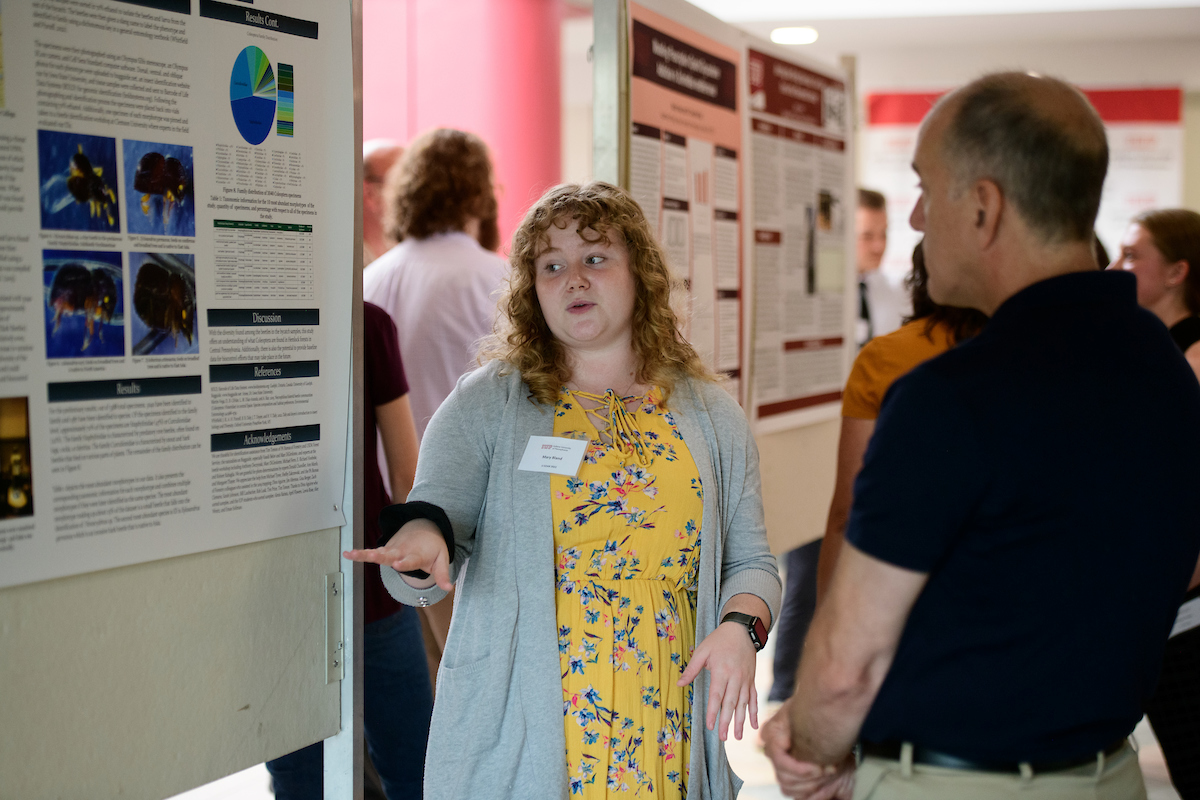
[758,391,843,418]
[748,49,843,127]
[632,20,737,111]
[755,230,782,244]
[783,337,844,351]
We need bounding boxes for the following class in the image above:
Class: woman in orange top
[815,242,988,594]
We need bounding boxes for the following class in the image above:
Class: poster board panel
[742,42,855,431]
[626,1,746,400]
[0,528,342,800]
[0,0,354,589]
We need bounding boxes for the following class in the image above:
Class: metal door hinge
[325,572,344,684]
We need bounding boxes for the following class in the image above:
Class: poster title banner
[631,19,736,111]
[748,48,846,134]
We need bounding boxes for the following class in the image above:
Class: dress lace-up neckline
[566,388,651,466]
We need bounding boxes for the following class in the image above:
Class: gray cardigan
[382,362,782,800]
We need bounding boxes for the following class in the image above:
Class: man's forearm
[785,616,879,765]
[786,544,926,767]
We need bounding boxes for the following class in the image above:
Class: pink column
[363,0,564,250]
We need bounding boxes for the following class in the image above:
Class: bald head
[362,139,405,262]
[363,138,403,185]
[930,72,1108,244]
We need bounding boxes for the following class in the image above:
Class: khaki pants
[853,741,1147,800]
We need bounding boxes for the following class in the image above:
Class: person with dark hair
[1109,208,1200,798]
[763,72,1200,800]
[765,187,912,702]
[1109,209,1200,382]
[346,182,780,800]
[767,241,984,705]
[363,127,509,716]
[266,303,430,800]
[1093,232,1110,270]
[856,188,909,347]
[813,241,986,594]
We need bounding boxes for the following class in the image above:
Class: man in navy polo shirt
[763,72,1200,800]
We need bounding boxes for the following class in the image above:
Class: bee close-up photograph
[37,130,121,234]
[42,249,125,359]
[123,140,195,238]
[130,252,198,356]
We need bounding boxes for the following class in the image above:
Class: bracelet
[377,500,456,579]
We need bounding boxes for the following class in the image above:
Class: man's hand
[762,701,855,800]
[342,518,452,591]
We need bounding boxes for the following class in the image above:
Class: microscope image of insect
[43,251,125,358]
[37,131,121,233]
[131,252,198,356]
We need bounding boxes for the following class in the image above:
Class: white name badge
[518,436,588,476]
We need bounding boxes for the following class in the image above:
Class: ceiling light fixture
[770,26,819,45]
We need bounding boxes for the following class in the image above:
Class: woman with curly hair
[364,127,507,439]
[346,182,780,800]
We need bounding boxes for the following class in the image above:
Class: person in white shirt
[857,188,910,347]
[364,128,508,438]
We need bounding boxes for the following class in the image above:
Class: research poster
[863,88,1183,282]
[0,0,353,589]
[627,2,744,399]
[745,46,852,425]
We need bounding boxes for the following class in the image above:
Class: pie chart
[229,46,277,146]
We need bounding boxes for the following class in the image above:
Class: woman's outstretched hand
[342,519,453,591]
[677,621,759,741]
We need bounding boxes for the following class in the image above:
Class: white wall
[853,38,1200,93]
[851,37,1200,209]
[562,16,595,185]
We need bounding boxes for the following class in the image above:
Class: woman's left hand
[677,621,758,741]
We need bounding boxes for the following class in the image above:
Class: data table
[213,221,315,300]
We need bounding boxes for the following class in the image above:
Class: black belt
[858,739,1128,774]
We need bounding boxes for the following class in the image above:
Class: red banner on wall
[867,87,1181,126]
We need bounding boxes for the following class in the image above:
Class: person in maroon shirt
[267,301,431,799]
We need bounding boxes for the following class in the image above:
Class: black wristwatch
[721,612,767,652]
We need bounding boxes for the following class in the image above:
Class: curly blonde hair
[385,128,500,251]
[480,182,712,406]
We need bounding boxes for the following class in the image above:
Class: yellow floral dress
[553,388,703,798]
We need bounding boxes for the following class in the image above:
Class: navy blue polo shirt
[846,270,1200,763]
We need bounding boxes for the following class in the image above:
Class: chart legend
[277,64,294,137]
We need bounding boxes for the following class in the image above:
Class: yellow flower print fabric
[553,389,704,798]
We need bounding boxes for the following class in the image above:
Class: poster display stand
[0,0,354,589]
[604,0,855,424]
[745,47,853,428]
[626,2,746,397]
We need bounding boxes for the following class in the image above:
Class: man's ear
[974,179,1003,248]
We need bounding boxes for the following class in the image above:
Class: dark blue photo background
[43,250,125,359]
[38,131,121,233]
[129,253,199,355]
[123,140,196,237]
